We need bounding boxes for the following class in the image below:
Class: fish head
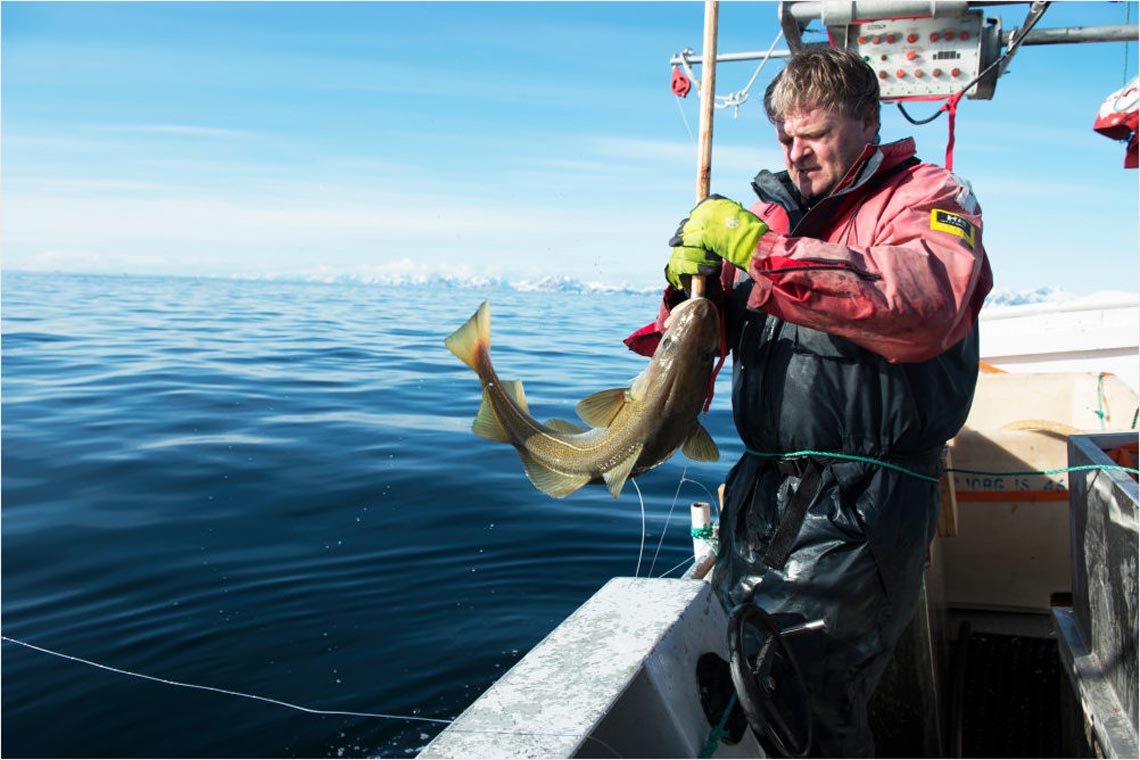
[643,297,721,391]
[663,297,720,354]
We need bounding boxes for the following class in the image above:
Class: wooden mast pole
[692,0,719,298]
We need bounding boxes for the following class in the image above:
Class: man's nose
[789,138,811,163]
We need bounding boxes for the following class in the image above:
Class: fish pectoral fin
[500,379,529,413]
[471,388,510,442]
[682,424,719,462]
[545,418,590,435]
[575,388,627,427]
[603,444,644,500]
[517,449,591,499]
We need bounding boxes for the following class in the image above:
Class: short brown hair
[764,45,880,126]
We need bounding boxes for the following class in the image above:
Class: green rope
[746,448,940,482]
[690,525,718,556]
[746,449,1140,481]
[699,692,737,758]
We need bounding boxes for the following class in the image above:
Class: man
[627,46,992,755]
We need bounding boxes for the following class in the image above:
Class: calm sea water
[1,271,739,758]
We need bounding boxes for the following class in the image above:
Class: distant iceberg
[512,275,659,296]
[228,269,661,296]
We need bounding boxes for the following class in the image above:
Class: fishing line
[2,635,627,756]
[648,461,691,577]
[656,555,699,579]
[678,475,718,506]
[631,477,647,577]
[675,94,696,143]
[1,635,451,724]
[648,464,721,578]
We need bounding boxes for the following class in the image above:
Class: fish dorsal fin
[499,379,529,413]
[545,418,590,435]
[471,388,510,442]
[444,301,490,372]
[575,388,627,427]
[682,423,720,462]
[603,444,644,499]
[517,449,591,499]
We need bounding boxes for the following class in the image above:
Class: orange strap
[956,490,1068,503]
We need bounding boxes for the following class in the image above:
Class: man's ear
[864,116,881,144]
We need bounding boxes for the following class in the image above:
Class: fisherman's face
[775,106,879,200]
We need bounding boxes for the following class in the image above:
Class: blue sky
[2,1,1137,294]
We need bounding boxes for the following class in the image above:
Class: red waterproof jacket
[629,138,993,364]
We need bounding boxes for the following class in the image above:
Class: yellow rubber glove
[666,195,769,289]
[665,245,722,291]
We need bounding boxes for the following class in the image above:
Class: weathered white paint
[419,577,764,758]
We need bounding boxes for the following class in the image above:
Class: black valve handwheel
[726,604,813,758]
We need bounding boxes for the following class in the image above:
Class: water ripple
[1,272,728,758]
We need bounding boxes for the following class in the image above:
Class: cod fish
[444,298,720,499]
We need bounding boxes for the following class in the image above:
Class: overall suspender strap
[762,457,825,571]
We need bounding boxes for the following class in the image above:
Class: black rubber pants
[712,453,939,757]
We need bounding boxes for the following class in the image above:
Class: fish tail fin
[444,301,491,372]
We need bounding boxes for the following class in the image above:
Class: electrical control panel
[828,11,1002,100]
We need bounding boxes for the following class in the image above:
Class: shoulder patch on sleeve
[931,209,976,249]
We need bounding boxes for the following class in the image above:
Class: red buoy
[671,65,692,98]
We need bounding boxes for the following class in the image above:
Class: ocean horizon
[5,267,1136,306]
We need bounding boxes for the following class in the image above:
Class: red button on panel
[858,36,867,44]
[879,70,888,79]
[914,69,923,78]
[960,31,970,40]
[896,69,905,78]
[886,34,896,43]
[872,35,880,44]
[906,50,916,60]
[944,31,954,41]
[907,33,918,43]
[929,32,939,42]
[951,67,961,76]
[932,68,942,77]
